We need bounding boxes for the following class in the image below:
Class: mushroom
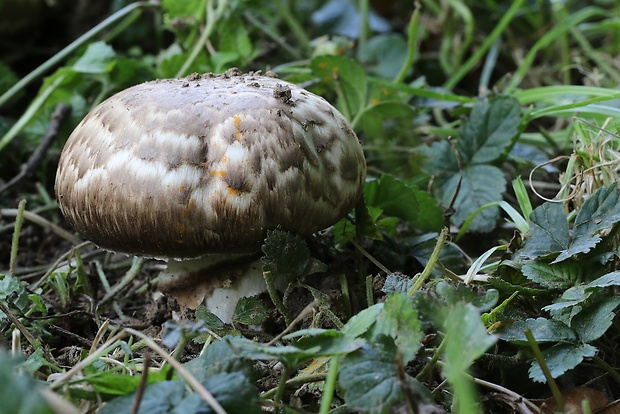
[55,68,366,323]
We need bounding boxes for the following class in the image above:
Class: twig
[132,354,151,414]
[0,103,69,193]
[268,300,319,346]
[0,208,82,245]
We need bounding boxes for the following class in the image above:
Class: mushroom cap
[55,70,366,258]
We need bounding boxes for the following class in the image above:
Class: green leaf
[339,335,410,413]
[358,33,409,79]
[162,0,203,18]
[442,302,496,414]
[342,303,383,337]
[382,273,414,294]
[98,381,186,414]
[494,317,577,345]
[434,165,506,232]
[310,55,368,118]
[529,344,597,382]
[457,96,521,164]
[364,174,443,232]
[186,337,255,382]
[571,296,620,342]
[372,293,424,363]
[0,350,54,414]
[86,371,164,396]
[420,139,459,174]
[554,184,620,263]
[521,260,583,289]
[72,41,117,74]
[443,303,497,373]
[518,202,570,260]
[173,372,260,414]
[233,296,269,325]
[261,230,326,281]
[226,332,363,369]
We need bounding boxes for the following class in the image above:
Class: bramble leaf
[261,230,327,281]
[433,164,506,232]
[529,344,597,383]
[457,96,522,164]
[339,335,416,413]
[372,293,424,363]
[571,296,620,342]
[519,202,569,260]
[554,184,620,262]
[521,260,583,289]
[494,317,577,345]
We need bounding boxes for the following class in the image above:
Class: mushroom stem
[157,254,266,324]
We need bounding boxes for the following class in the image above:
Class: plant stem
[393,2,420,84]
[263,271,293,325]
[524,329,564,411]
[9,200,26,277]
[408,227,449,294]
[443,0,525,91]
[273,366,294,413]
[176,0,228,77]
[275,0,310,55]
[319,356,340,414]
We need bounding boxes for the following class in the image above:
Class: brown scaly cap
[55,69,366,258]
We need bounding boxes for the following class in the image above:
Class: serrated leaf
[519,202,570,259]
[339,335,407,413]
[458,96,521,164]
[261,230,326,281]
[522,260,583,289]
[420,139,459,174]
[554,184,620,262]
[233,296,268,325]
[529,344,597,383]
[382,273,414,294]
[437,165,506,232]
[372,293,424,363]
[494,317,577,345]
[571,296,620,342]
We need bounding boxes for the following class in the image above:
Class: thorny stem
[408,227,449,295]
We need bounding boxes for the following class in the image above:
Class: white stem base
[157,255,266,324]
